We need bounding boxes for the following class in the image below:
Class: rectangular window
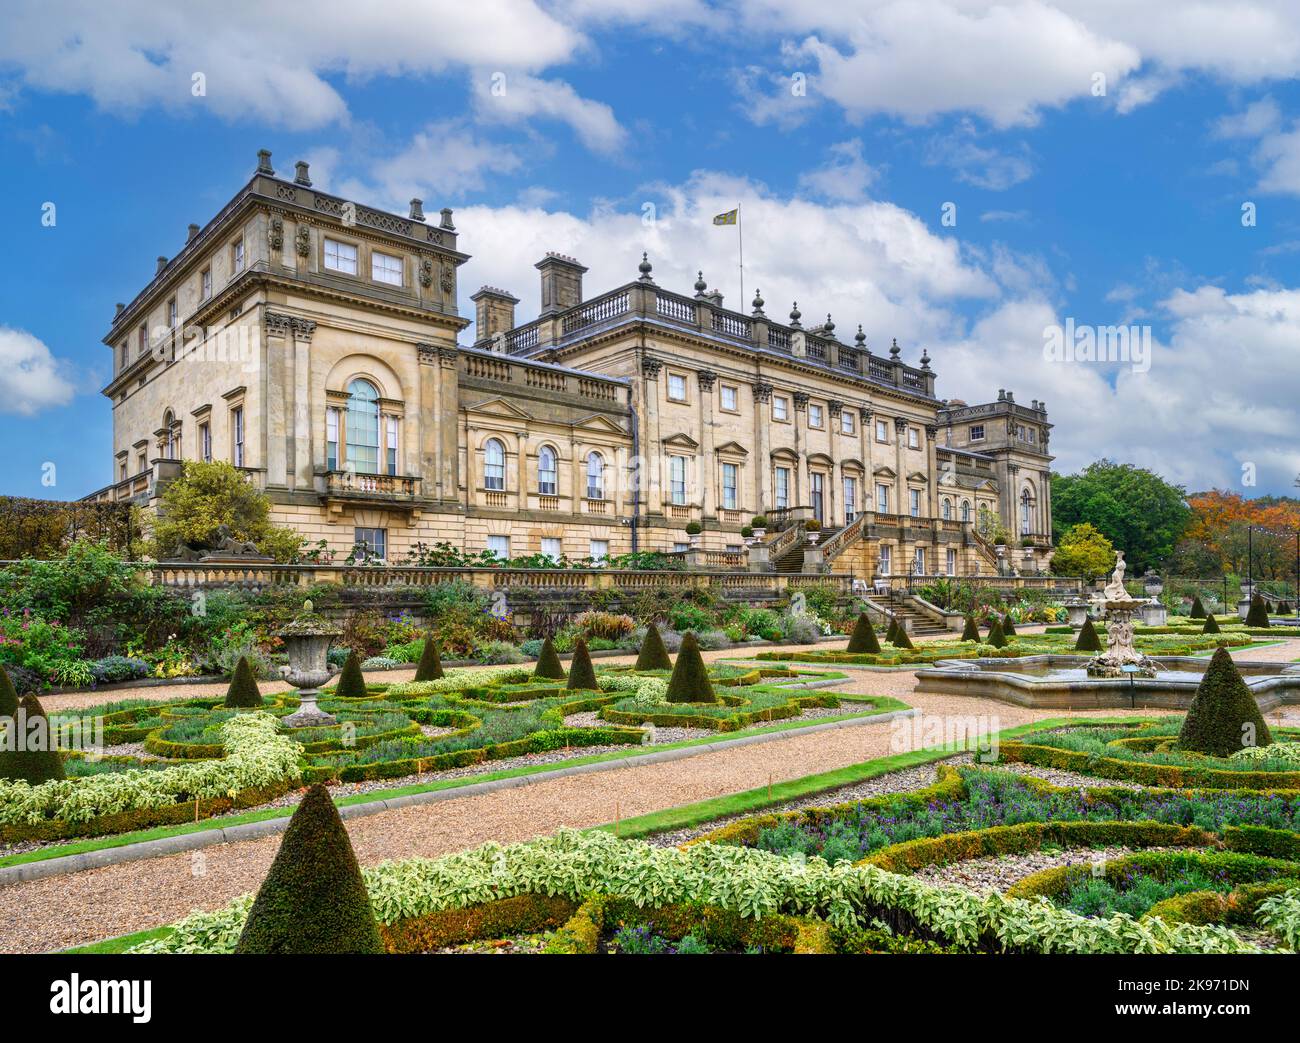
[876,482,889,515]
[372,251,403,285]
[775,466,790,510]
[909,488,921,517]
[324,238,358,275]
[843,477,857,524]
[808,404,824,428]
[773,396,789,421]
[721,462,738,510]
[969,424,984,441]
[589,539,609,564]
[840,411,854,434]
[167,297,178,328]
[386,416,398,475]
[875,419,888,443]
[137,451,147,474]
[137,324,147,358]
[326,408,339,471]
[672,542,689,553]
[354,527,387,560]
[914,547,925,574]
[878,544,891,575]
[119,460,127,481]
[670,456,687,505]
[667,373,687,401]
[908,427,919,449]
[720,385,738,411]
[231,406,245,467]
[486,534,510,560]
[231,240,244,272]
[946,548,957,576]
[118,341,128,371]
[201,268,212,300]
[541,537,562,561]
[199,422,212,463]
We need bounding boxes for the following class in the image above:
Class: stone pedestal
[1065,601,1091,627]
[1086,599,1157,678]
[277,603,343,728]
[1139,601,1167,626]
[747,544,769,573]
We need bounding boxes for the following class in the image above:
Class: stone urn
[278,600,343,727]
[1086,597,1157,678]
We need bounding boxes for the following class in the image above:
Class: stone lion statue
[212,524,261,556]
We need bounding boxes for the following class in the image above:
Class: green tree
[960,615,980,642]
[1050,522,1116,582]
[665,632,715,703]
[334,649,367,699]
[1051,460,1191,573]
[566,638,598,690]
[414,635,444,681]
[0,694,66,784]
[634,623,673,671]
[533,636,566,680]
[150,460,303,563]
[845,613,881,654]
[1177,647,1271,757]
[224,656,263,708]
[1074,617,1103,651]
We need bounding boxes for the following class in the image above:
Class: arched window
[1020,488,1034,536]
[484,438,506,491]
[960,499,971,522]
[163,411,177,459]
[586,451,604,500]
[538,446,558,496]
[941,497,952,521]
[346,379,380,474]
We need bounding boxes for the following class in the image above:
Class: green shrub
[1189,595,1206,619]
[1074,617,1102,652]
[0,664,17,719]
[885,617,899,644]
[1203,614,1221,635]
[474,641,526,665]
[891,623,915,649]
[414,635,445,682]
[533,636,566,681]
[634,623,673,671]
[986,618,1007,649]
[234,784,384,954]
[0,694,66,784]
[567,638,598,691]
[1001,613,1017,637]
[665,632,715,704]
[334,650,367,699]
[1178,647,1272,758]
[961,615,979,642]
[224,656,263,709]
[1245,593,1270,628]
[668,603,714,633]
[845,613,881,654]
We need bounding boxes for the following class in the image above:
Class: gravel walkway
[0,656,1180,954]
[913,845,1145,894]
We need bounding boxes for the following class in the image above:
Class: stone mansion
[89,151,1055,580]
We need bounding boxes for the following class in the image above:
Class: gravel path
[0,655,1180,954]
[913,845,1145,894]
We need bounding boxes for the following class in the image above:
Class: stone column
[417,343,440,500]
[642,356,663,515]
[827,400,842,524]
[859,406,873,512]
[697,369,717,519]
[752,381,773,514]
[894,417,907,517]
[262,311,291,489]
[438,347,460,503]
[792,391,809,505]
[291,317,315,490]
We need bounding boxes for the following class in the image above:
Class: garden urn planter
[278,600,343,727]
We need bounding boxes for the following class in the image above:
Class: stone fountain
[278,599,342,728]
[1085,550,1157,678]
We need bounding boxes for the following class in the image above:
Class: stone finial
[694,271,707,296]
[637,252,654,282]
[156,256,168,275]
[187,223,200,243]
[1006,391,1015,402]
[409,198,425,221]
[751,288,765,315]
[855,324,866,348]
[439,207,455,230]
[889,337,901,358]
[257,149,274,175]
[824,314,836,338]
[997,389,1006,401]
[920,346,931,370]
[789,302,802,328]
[295,161,312,186]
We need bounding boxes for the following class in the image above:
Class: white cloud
[471,72,626,154]
[925,131,1035,190]
[1212,97,1282,139]
[797,139,878,201]
[1207,96,1300,197]
[0,327,76,415]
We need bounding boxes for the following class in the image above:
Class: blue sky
[1,1,1299,500]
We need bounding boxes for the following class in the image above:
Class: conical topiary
[0,693,66,784]
[567,638,598,690]
[1202,613,1221,634]
[0,664,18,720]
[234,784,384,954]
[533,635,566,680]
[845,613,881,654]
[664,632,715,703]
[986,618,1007,649]
[335,649,367,699]
[414,634,445,681]
[1177,647,1272,758]
[1074,617,1102,652]
[1001,613,1017,637]
[960,615,980,642]
[891,622,915,649]
[885,617,899,644]
[1245,593,1270,628]
[1189,594,1206,619]
[634,622,673,671]
[224,656,263,708]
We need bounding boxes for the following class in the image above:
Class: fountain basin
[915,654,1300,710]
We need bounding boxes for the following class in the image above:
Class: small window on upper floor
[875,419,889,443]
[808,404,824,428]
[720,384,738,412]
[324,238,358,275]
[231,240,244,273]
[667,373,687,402]
[201,267,212,301]
[372,251,403,286]
[908,427,920,449]
[167,298,178,328]
[773,395,789,422]
[840,411,855,435]
[969,424,984,441]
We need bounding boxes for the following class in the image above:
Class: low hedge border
[380,893,577,953]
[1007,849,1300,901]
[600,692,842,732]
[999,738,1300,789]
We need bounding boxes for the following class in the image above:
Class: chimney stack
[256,149,274,175]
[294,161,312,186]
[409,198,425,222]
[156,256,168,275]
[187,223,200,243]
[535,252,587,316]
[471,286,520,347]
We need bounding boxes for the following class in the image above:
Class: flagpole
[737,204,745,308]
